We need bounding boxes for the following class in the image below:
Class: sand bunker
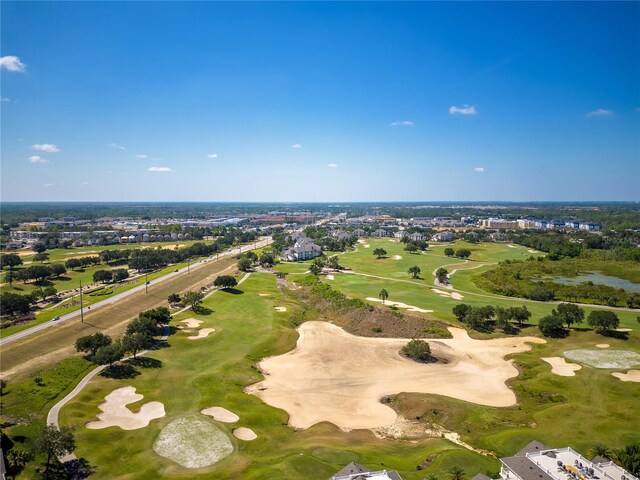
[247,321,545,430]
[564,349,640,369]
[596,344,610,349]
[201,406,239,423]
[233,427,257,441]
[274,306,287,312]
[527,249,540,253]
[153,415,233,468]
[616,328,633,332]
[542,357,582,376]
[612,370,640,383]
[431,288,464,300]
[364,244,370,248]
[187,328,216,340]
[181,318,203,328]
[325,274,335,280]
[366,297,433,313]
[86,386,165,430]
[393,255,402,260]
[507,245,517,248]
[258,293,270,297]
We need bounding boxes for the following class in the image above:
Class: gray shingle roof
[516,441,550,457]
[333,462,369,477]
[501,455,555,480]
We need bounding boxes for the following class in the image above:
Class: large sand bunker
[247,322,545,430]
[564,349,640,369]
[542,357,582,376]
[153,415,233,468]
[233,427,257,441]
[366,297,433,313]
[201,406,239,423]
[612,370,640,383]
[431,289,464,300]
[188,328,216,340]
[86,386,165,430]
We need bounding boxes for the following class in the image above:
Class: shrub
[538,314,566,337]
[372,326,382,333]
[401,339,433,362]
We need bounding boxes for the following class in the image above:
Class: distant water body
[552,271,640,293]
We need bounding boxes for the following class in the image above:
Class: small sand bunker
[364,244,370,248]
[181,318,203,328]
[564,349,640,369]
[201,406,239,423]
[357,239,366,244]
[393,255,402,260]
[542,357,582,377]
[507,245,517,248]
[188,328,216,340]
[233,427,257,441]
[325,274,335,280]
[366,297,433,313]
[616,328,633,332]
[527,249,540,253]
[274,306,287,312]
[247,322,545,430]
[153,415,233,468]
[86,386,165,430]
[596,344,610,349]
[431,288,464,300]
[612,370,640,383]
[258,293,270,297]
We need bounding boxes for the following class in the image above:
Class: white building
[431,231,455,242]
[284,238,322,261]
[371,229,388,237]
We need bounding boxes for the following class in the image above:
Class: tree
[139,306,171,324]
[402,339,433,362]
[5,446,33,477]
[495,307,511,331]
[126,316,158,337]
[32,287,47,302]
[612,443,640,476]
[237,258,252,272]
[556,303,585,329]
[33,252,49,263]
[259,252,275,267]
[404,242,418,253]
[183,290,205,310]
[122,332,155,358]
[75,332,112,357]
[538,313,565,337]
[528,286,555,302]
[309,263,321,276]
[4,270,16,286]
[0,253,23,270]
[93,342,124,367]
[111,268,129,282]
[32,243,47,253]
[33,424,75,475]
[509,305,531,325]
[326,255,340,270]
[214,275,238,289]
[50,263,67,277]
[589,443,611,460]
[65,258,82,270]
[452,304,471,322]
[43,286,57,300]
[379,289,389,304]
[448,465,466,480]
[0,292,31,316]
[588,310,620,332]
[455,249,471,259]
[408,266,421,278]
[444,248,455,257]
[435,267,449,284]
[93,269,114,283]
[168,293,181,305]
[373,248,387,259]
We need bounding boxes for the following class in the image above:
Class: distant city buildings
[479,218,601,231]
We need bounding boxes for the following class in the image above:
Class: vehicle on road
[53,316,61,321]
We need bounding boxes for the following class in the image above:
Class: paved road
[1,239,271,347]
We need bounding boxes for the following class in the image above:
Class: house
[408,232,426,242]
[431,231,455,242]
[371,229,388,238]
[353,228,366,237]
[394,230,408,239]
[284,237,322,261]
[499,441,637,480]
[579,222,601,231]
[332,461,403,480]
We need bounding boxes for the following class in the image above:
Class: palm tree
[379,289,389,304]
[424,475,439,480]
[448,465,465,480]
[588,443,611,460]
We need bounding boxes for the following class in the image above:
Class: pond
[548,271,640,293]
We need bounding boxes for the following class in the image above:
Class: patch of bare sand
[542,357,581,376]
[86,386,165,430]
[596,344,610,348]
[616,328,633,332]
[612,370,640,383]
[366,297,433,313]
[258,293,270,297]
[364,244,370,248]
[274,306,287,312]
[188,328,216,340]
[247,321,545,430]
[393,255,402,260]
[201,406,239,423]
[507,244,517,248]
[180,318,203,328]
[431,288,464,300]
[325,274,335,280]
[233,427,257,441]
[527,249,540,253]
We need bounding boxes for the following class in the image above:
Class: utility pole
[79,280,84,323]
[145,260,149,294]
[187,257,190,274]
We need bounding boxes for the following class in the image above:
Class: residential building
[332,461,403,480]
[579,222,601,231]
[408,232,426,242]
[284,237,322,261]
[353,228,366,237]
[394,230,408,239]
[432,231,455,242]
[371,229,388,237]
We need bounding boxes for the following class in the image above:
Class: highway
[0,238,271,347]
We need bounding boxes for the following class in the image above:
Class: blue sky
[1,1,639,202]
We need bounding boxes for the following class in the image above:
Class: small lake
[550,271,640,293]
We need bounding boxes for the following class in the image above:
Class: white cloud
[148,166,172,172]
[135,154,148,159]
[1,97,10,103]
[43,183,54,187]
[109,143,126,150]
[327,163,338,168]
[28,155,49,164]
[291,144,303,149]
[32,143,60,153]
[586,108,614,118]
[449,105,477,115]
[390,120,415,126]
[82,182,89,185]
[1,56,27,73]
[474,167,485,173]
[207,153,218,159]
